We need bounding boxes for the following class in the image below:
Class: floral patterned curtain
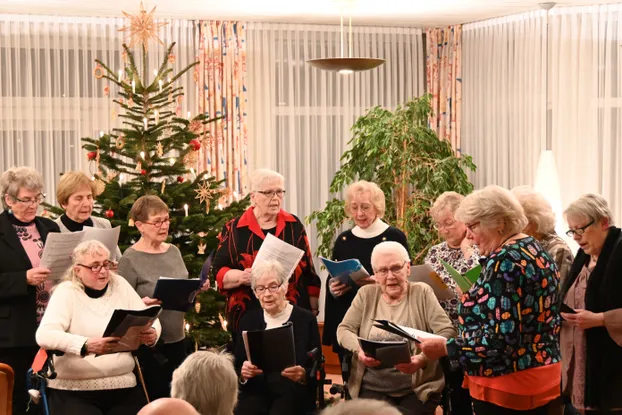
[426,25,462,154]
[197,21,248,198]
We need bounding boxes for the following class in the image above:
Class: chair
[0,363,15,415]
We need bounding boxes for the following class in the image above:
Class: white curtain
[549,4,622,224]
[462,12,548,191]
[246,23,425,319]
[0,15,197,206]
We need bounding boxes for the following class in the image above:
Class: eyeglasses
[375,261,407,277]
[142,218,170,228]
[12,193,46,205]
[77,261,111,273]
[350,204,373,213]
[256,190,286,198]
[255,283,282,295]
[566,220,594,237]
[434,219,457,230]
[465,221,481,232]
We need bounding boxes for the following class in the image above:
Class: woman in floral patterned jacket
[420,185,562,415]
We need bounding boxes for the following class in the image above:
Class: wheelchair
[26,349,59,415]
[327,352,455,415]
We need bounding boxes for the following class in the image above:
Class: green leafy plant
[307,94,476,264]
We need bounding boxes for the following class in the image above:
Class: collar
[84,283,108,299]
[351,218,389,239]
[6,211,35,227]
[60,214,94,232]
[237,207,297,239]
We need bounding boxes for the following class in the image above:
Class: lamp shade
[306,57,385,73]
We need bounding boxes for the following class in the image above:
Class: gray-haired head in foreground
[370,241,410,271]
[250,259,288,290]
[137,398,199,415]
[171,350,238,415]
[320,399,402,415]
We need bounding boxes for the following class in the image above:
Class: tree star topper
[119,2,168,50]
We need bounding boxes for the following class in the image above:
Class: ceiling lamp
[307,14,385,74]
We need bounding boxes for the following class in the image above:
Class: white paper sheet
[40,226,121,280]
[395,323,446,340]
[253,233,304,279]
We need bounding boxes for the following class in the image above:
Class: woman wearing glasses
[233,260,320,415]
[0,166,60,414]
[36,240,161,414]
[424,191,479,415]
[419,186,561,415]
[323,180,409,381]
[54,171,122,261]
[559,194,622,414]
[337,241,456,414]
[118,195,205,400]
[213,168,321,333]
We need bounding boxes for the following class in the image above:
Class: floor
[323,373,443,414]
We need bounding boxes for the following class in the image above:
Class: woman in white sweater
[36,240,162,414]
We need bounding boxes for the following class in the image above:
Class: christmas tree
[55,4,249,348]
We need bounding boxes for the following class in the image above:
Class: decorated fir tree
[53,4,249,348]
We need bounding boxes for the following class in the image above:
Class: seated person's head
[250,260,289,315]
[370,241,411,301]
[321,399,401,415]
[138,398,200,415]
[171,350,238,415]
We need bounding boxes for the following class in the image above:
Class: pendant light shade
[306,13,384,74]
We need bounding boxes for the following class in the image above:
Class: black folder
[357,337,411,366]
[242,322,296,373]
[102,306,162,353]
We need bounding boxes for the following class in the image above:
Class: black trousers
[0,346,39,415]
[135,338,187,400]
[359,388,439,415]
[445,367,473,415]
[48,386,146,415]
[234,380,309,415]
[472,399,550,415]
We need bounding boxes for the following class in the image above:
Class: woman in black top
[233,260,320,415]
[322,181,408,380]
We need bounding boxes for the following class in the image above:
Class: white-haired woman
[559,194,622,413]
[337,241,456,415]
[0,166,60,414]
[171,350,238,415]
[323,180,409,381]
[55,171,122,260]
[232,260,320,415]
[213,168,321,333]
[36,240,162,414]
[512,186,573,286]
[425,191,479,415]
[419,185,561,415]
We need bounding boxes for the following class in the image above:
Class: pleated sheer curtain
[462,12,547,190]
[246,23,424,319]
[462,5,622,225]
[549,5,622,223]
[0,15,197,206]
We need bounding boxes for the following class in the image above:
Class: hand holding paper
[253,233,303,279]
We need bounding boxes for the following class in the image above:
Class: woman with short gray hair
[213,168,321,334]
[232,259,321,415]
[0,166,60,413]
[171,350,238,415]
[419,185,562,414]
[560,194,622,413]
[512,186,573,285]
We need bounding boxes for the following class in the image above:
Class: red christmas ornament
[87,151,98,161]
[189,139,201,151]
[105,209,114,219]
[140,169,147,176]
[177,176,184,183]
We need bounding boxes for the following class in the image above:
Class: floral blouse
[424,241,480,327]
[446,236,561,377]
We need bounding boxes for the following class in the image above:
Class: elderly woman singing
[36,240,162,414]
[337,241,456,415]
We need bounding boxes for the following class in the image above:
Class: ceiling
[0,0,618,26]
